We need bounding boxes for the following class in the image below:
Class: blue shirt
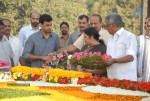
[22,31,60,67]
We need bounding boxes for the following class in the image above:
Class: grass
[0,88,50,99]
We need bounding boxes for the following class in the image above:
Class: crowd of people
[0,11,149,82]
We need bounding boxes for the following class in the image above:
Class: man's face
[40,21,52,34]
[0,25,4,39]
[146,20,150,37]
[3,20,11,36]
[30,12,40,27]
[60,24,69,35]
[78,18,88,32]
[105,20,114,35]
[89,16,102,32]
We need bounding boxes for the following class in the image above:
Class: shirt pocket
[116,42,126,58]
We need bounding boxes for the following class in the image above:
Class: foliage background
[0,0,141,36]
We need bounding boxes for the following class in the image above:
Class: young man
[59,22,69,48]
[22,14,60,67]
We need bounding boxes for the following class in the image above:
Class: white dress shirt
[9,35,23,66]
[0,35,14,64]
[18,24,40,48]
[107,27,137,81]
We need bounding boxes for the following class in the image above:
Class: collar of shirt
[39,31,52,39]
[1,35,8,42]
[29,24,41,31]
[99,28,104,36]
[144,34,150,39]
[115,27,124,36]
[77,30,82,37]
[60,34,69,39]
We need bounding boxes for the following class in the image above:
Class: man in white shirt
[0,20,14,71]
[105,13,137,81]
[65,14,111,52]
[2,18,23,66]
[18,11,40,66]
[19,11,41,48]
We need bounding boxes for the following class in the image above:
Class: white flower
[18,72,22,77]
[71,78,78,84]
[0,74,4,79]
[68,55,72,60]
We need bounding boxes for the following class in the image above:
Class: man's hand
[105,58,115,65]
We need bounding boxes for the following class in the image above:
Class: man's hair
[105,13,123,27]
[30,11,40,18]
[0,20,4,26]
[2,18,11,24]
[39,14,53,24]
[60,22,69,28]
[78,15,89,22]
[90,14,102,22]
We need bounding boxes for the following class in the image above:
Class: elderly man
[105,13,137,81]
[0,20,14,71]
[65,14,111,52]
[137,17,150,82]
[2,18,23,66]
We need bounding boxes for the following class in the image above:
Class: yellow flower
[54,77,58,82]
[49,76,53,81]
[13,73,18,79]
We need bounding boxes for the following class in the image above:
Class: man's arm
[106,55,134,65]
[64,44,78,52]
[22,36,49,61]
[64,34,84,52]
[18,28,25,47]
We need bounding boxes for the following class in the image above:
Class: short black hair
[0,20,4,26]
[78,15,89,22]
[60,22,69,28]
[39,14,53,24]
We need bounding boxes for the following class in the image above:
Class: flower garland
[11,66,48,81]
[43,68,92,84]
[77,77,150,93]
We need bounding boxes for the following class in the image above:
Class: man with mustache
[2,18,23,66]
[18,11,40,66]
[0,20,14,71]
[67,15,89,48]
[22,14,60,68]
[59,22,69,48]
[19,11,41,48]
[64,14,111,52]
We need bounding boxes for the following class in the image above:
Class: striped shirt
[137,34,150,82]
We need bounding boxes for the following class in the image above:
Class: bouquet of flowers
[69,52,112,69]
[0,60,11,67]
[43,50,68,68]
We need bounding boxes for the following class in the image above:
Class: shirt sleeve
[126,34,137,57]
[22,36,34,59]
[18,28,25,47]
[55,35,60,50]
[66,34,74,45]
[73,34,85,50]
